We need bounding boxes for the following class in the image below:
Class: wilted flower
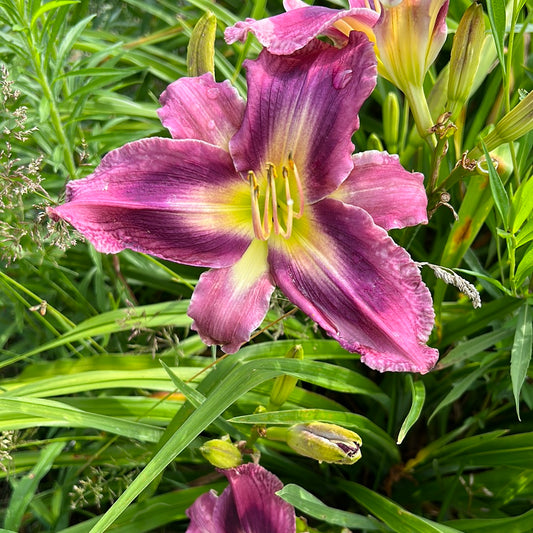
[49,33,438,373]
[286,421,362,465]
[186,463,295,533]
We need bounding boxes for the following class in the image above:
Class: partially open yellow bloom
[373,0,449,92]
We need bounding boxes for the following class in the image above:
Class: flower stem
[404,85,437,149]
[264,427,290,442]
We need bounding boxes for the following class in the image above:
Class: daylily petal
[186,490,218,533]
[213,488,245,533]
[225,464,296,533]
[157,73,245,150]
[269,199,438,373]
[188,240,275,353]
[230,32,377,203]
[49,138,252,268]
[330,151,428,230]
[225,4,378,56]
[284,0,311,8]
[348,0,378,7]
[427,0,449,69]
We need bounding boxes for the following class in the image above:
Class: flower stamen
[249,171,269,240]
[267,164,281,236]
[248,157,305,241]
[288,153,304,219]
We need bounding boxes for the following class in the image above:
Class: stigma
[248,154,304,241]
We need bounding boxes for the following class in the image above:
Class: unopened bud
[187,11,217,76]
[447,3,485,119]
[383,92,400,153]
[367,133,384,152]
[480,91,533,152]
[199,438,243,469]
[268,345,303,410]
[286,422,362,465]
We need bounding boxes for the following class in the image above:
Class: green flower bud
[199,438,243,469]
[447,3,485,119]
[480,91,533,152]
[383,92,400,153]
[187,11,217,77]
[286,422,362,465]
[268,345,303,410]
[367,133,384,152]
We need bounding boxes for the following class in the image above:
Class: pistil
[249,171,268,240]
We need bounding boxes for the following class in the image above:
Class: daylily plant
[225,0,449,139]
[49,32,438,373]
[186,463,296,533]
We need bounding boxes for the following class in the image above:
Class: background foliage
[0,0,532,531]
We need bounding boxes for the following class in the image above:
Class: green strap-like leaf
[397,376,426,444]
[486,0,507,75]
[4,441,65,531]
[341,481,462,533]
[510,303,533,419]
[481,140,510,227]
[277,484,387,531]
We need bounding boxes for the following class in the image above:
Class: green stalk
[508,233,517,296]
[428,133,450,194]
[404,84,437,149]
[264,426,290,442]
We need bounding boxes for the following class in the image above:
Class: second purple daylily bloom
[186,463,295,533]
[49,33,438,373]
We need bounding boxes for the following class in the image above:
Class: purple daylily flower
[186,463,295,533]
[49,32,438,373]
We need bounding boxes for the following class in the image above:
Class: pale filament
[287,154,304,219]
[367,0,382,15]
[248,171,267,240]
[247,157,305,241]
[332,19,354,37]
